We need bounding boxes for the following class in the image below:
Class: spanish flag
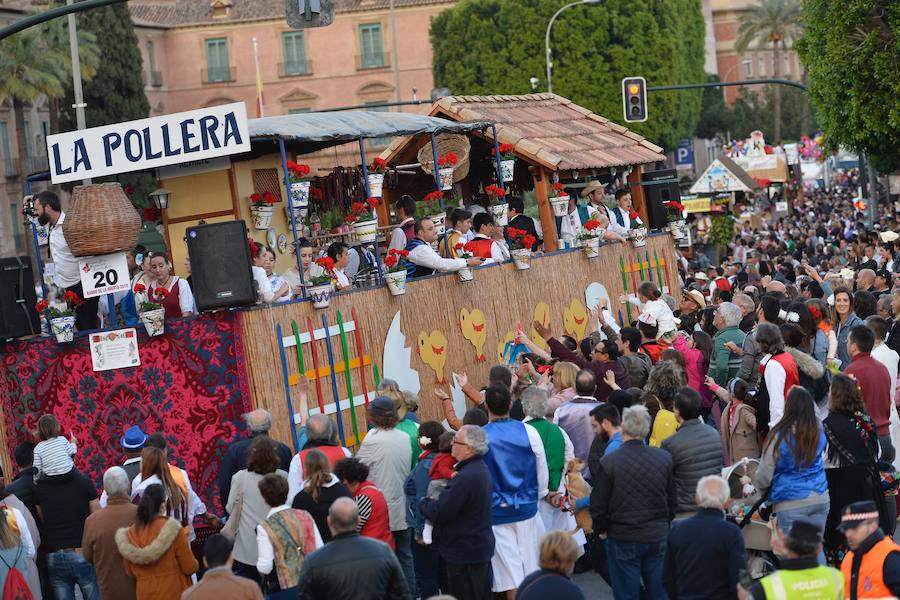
[253,37,265,118]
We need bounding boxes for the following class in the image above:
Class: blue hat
[120,425,148,450]
[837,501,880,532]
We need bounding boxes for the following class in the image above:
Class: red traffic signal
[622,77,647,123]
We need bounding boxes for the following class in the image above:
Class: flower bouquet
[133,283,168,336]
[455,242,477,282]
[37,290,83,343]
[577,218,604,258]
[629,209,647,248]
[368,157,387,198]
[508,227,536,270]
[286,161,312,210]
[437,152,459,190]
[419,191,447,235]
[549,182,570,217]
[492,143,516,182]
[308,257,336,309]
[485,184,508,226]
[346,197,380,243]
[383,249,410,296]
[249,191,277,230]
[665,200,687,239]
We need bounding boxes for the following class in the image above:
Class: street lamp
[530,76,539,91]
[149,188,171,210]
[545,0,600,94]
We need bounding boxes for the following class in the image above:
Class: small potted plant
[368,157,387,198]
[485,184,508,226]
[492,143,516,182]
[419,191,446,235]
[577,219,604,258]
[455,242,476,282]
[286,161,312,211]
[665,200,687,239]
[132,283,167,336]
[383,248,409,296]
[308,257,336,309]
[437,152,458,191]
[507,227,536,270]
[346,197,380,244]
[549,183,570,217]
[37,291,83,343]
[249,191,277,230]
[629,209,647,248]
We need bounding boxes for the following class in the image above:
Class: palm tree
[735,0,803,143]
[0,27,63,191]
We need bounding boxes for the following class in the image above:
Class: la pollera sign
[47,102,250,184]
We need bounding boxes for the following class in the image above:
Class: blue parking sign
[675,139,693,168]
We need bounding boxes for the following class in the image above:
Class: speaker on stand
[0,256,40,341]
[641,168,682,231]
[185,221,256,312]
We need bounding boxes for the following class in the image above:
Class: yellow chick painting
[564,299,589,341]
[530,302,551,351]
[417,330,448,383]
[460,308,488,361]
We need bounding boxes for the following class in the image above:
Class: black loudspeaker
[0,256,39,341]
[186,221,256,312]
[642,168,681,231]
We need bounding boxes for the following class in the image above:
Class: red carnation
[384,254,398,268]
[584,219,601,231]
[629,210,639,220]
[63,290,82,306]
[35,299,48,313]
[262,191,277,205]
[366,197,379,209]
[522,234,536,248]
[154,288,169,300]
[316,256,335,271]
[133,283,146,294]
[400,249,410,257]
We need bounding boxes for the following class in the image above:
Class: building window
[146,40,156,73]
[0,122,11,176]
[359,24,385,69]
[204,38,231,82]
[282,32,308,76]
[758,55,766,77]
[365,101,390,148]
[742,59,752,78]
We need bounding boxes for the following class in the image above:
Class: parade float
[0,95,680,510]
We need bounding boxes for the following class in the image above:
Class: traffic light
[622,77,648,123]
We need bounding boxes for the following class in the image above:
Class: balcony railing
[4,158,19,178]
[202,66,234,83]
[32,155,49,173]
[356,52,390,70]
[150,70,163,87]
[279,60,313,77]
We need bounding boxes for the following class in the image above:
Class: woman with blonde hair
[377,379,421,468]
[290,449,350,543]
[516,530,585,599]
[535,361,577,419]
[131,447,188,527]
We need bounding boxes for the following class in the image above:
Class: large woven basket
[417,133,471,181]
[62,183,141,257]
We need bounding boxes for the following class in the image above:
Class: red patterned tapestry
[0,312,252,513]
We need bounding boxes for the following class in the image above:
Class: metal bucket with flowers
[249,191,277,230]
[577,219,604,258]
[383,249,409,296]
[286,161,312,210]
[308,257,336,309]
[455,241,477,282]
[346,197,380,243]
[485,184,508,226]
[368,157,387,198]
[549,182,570,217]
[132,283,168,336]
[629,210,647,248]
[36,291,84,343]
[508,227,536,270]
[492,143,516,182]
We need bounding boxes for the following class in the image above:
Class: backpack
[0,544,32,600]
[648,396,677,448]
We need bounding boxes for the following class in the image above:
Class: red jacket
[846,353,893,432]
[299,444,349,470]
[467,237,495,260]
[355,481,394,549]
[429,453,456,481]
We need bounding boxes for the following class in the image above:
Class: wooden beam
[532,165,558,251]
[629,165,649,226]
[167,209,237,225]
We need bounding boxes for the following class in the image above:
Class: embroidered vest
[355,482,395,549]
[527,419,565,492]
[400,220,416,244]
[260,509,317,590]
[841,536,900,599]
[483,419,538,524]
[404,239,434,279]
[467,237,494,260]
[150,279,182,319]
[298,445,347,471]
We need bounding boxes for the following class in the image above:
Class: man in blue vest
[482,384,549,598]
[404,218,484,279]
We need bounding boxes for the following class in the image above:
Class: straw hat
[880,231,899,243]
[580,180,605,198]
[683,289,706,310]
[694,272,710,282]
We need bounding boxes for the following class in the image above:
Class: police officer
[740,520,843,599]
[839,500,900,599]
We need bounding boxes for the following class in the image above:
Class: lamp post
[545,0,600,94]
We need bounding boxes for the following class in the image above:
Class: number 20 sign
[78,252,131,299]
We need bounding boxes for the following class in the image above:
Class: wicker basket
[417,134,471,181]
[62,183,142,257]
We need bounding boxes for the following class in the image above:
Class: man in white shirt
[405,218,485,278]
[468,213,508,264]
[35,191,100,330]
[607,188,642,238]
[868,315,900,470]
[388,195,417,252]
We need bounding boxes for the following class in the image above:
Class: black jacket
[590,439,676,544]
[297,532,408,600]
[4,467,38,522]
[507,214,542,251]
[661,419,724,513]
[663,508,746,600]
[420,455,495,565]
[217,433,292,510]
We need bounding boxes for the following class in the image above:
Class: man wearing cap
[119,425,147,482]
[839,500,900,599]
[741,520,843,600]
[676,289,705,334]
[874,270,893,297]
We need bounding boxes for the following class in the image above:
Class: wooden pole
[533,166,558,252]
[629,164,649,226]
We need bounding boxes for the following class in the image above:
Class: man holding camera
[35,191,99,330]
